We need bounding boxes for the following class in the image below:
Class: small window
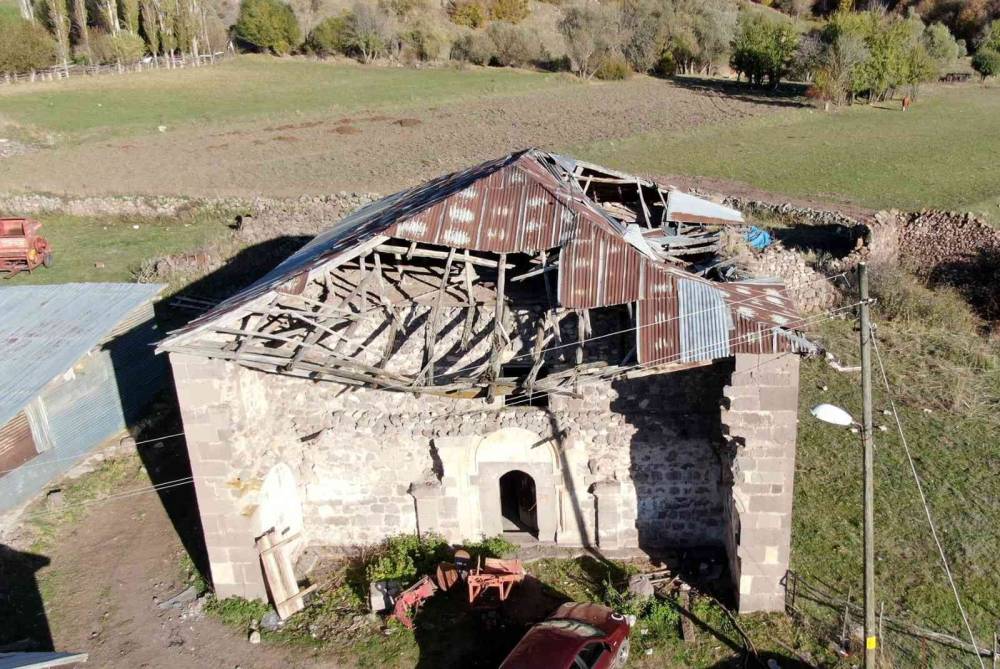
[575,641,606,669]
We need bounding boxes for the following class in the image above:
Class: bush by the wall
[0,15,58,74]
[306,14,351,56]
[91,30,146,64]
[235,0,302,55]
[594,52,630,79]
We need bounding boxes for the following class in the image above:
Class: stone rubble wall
[170,349,735,598]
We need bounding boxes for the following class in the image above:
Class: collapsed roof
[158,149,813,399]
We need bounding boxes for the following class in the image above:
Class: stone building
[159,150,811,613]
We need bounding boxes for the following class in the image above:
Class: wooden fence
[1,52,231,86]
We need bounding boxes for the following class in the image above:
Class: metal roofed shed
[0,283,165,512]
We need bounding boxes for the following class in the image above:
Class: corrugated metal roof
[0,283,164,427]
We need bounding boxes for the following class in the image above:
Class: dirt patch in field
[0,76,794,198]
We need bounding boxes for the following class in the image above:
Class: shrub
[306,14,351,56]
[652,47,676,76]
[594,52,630,79]
[465,535,517,559]
[487,21,539,66]
[91,31,146,64]
[489,0,528,24]
[0,15,58,74]
[447,0,488,29]
[235,0,301,55]
[400,20,445,61]
[450,31,495,64]
[972,47,1000,80]
[365,533,451,585]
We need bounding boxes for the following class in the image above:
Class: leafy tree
[306,13,351,55]
[660,0,736,75]
[923,21,963,67]
[0,14,58,73]
[400,18,444,61]
[730,10,799,88]
[617,0,664,73]
[791,31,823,82]
[809,30,868,105]
[558,2,618,78]
[234,0,301,55]
[971,46,1000,79]
[71,0,91,63]
[980,19,1000,52]
[344,1,395,63]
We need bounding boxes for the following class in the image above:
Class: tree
[730,11,799,88]
[489,0,528,24]
[486,20,538,66]
[972,46,1000,79]
[46,0,71,65]
[617,0,664,73]
[809,30,868,105]
[344,1,395,63]
[234,0,301,54]
[660,0,736,75]
[92,29,146,62]
[0,15,58,73]
[306,13,351,55]
[923,21,963,68]
[71,0,91,62]
[558,2,618,79]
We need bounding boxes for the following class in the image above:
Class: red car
[499,602,631,669]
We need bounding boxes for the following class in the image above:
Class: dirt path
[0,77,797,199]
[35,485,334,669]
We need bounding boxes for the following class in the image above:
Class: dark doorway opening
[499,470,538,538]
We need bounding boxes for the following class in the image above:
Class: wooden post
[859,262,877,669]
[486,253,507,402]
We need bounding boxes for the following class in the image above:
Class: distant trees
[972,19,1000,80]
[0,14,57,73]
[730,11,799,88]
[557,2,618,79]
[235,0,301,54]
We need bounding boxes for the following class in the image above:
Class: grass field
[0,56,565,142]
[11,211,228,285]
[578,83,1000,224]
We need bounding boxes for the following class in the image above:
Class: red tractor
[1,218,53,277]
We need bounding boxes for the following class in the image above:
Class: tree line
[0,0,228,74]
[3,0,998,92]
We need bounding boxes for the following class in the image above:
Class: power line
[22,476,195,521]
[871,329,987,669]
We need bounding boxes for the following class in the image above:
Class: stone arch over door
[474,427,560,542]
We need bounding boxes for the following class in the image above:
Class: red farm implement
[1,218,53,277]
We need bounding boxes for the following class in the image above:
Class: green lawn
[577,83,1000,224]
[0,56,565,141]
[5,210,227,285]
[792,276,999,663]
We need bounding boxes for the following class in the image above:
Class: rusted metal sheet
[0,412,37,478]
[388,153,618,253]
[636,276,805,366]
[558,224,644,308]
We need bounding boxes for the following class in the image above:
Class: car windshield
[535,619,603,639]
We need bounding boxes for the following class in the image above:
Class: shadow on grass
[667,75,811,109]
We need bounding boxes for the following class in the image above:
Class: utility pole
[859,262,877,667]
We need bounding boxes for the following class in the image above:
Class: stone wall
[170,352,738,600]
[720,353,800,614]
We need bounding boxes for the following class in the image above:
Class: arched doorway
[499,470,538,538]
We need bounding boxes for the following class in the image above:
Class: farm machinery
[1,218,53,277]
